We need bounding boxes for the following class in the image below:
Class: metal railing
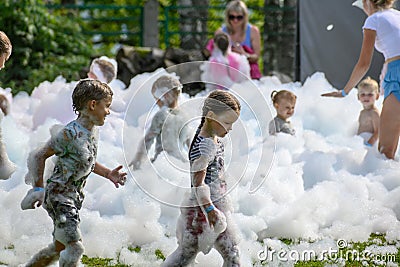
[46,4,144,46]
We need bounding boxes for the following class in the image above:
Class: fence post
[144,0,159,47]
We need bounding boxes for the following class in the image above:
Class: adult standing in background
[322,0,400,160]
[207,0,262,79]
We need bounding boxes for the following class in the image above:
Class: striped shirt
[189,135,226,198]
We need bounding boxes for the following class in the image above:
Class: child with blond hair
[269,90,297,136]
[357,77,380,146]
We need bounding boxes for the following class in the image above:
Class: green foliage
[279,238,293,246]
[128,245,141,253]
[81,255,129,267]
[0,0,92,95]
[155,248,166,261]
[68,0,144,47]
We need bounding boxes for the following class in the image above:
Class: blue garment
[383,59,400,101]
[222,23,252,48]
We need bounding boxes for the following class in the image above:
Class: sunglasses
[228,14,244,21]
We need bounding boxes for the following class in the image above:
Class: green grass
[256,233,399,267]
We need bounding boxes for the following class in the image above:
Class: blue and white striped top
[189,135,225,190]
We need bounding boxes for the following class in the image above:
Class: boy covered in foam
[21,79,127,266]
[129,75,192,169]
[356,77,380,146]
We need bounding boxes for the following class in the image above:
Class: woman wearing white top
[323,0,400,159]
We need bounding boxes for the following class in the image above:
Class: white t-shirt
[363,8,400,60]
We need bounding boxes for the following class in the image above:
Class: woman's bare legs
[379,94,400,159]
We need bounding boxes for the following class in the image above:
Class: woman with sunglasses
[207,0,261,79]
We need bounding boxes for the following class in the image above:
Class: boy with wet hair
[21,79,127,267]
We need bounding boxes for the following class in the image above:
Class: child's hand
[207,208,227,234]
[107,165,127,188]
[207,209,218,227]
[21,187,45,210]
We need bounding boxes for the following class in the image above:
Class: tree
[0,0,92,95]
[177,0,210,49]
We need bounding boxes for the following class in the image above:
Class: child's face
[88,96,112,126]
[208,109,239,138]
[153,90,179,108]
[0,52,10,70]
[358,87,378,108]
[87,70,97,80]
[274,99,295,120]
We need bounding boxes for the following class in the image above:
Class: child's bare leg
[25,241,64,267]
[379,94,400,159]
[214,229,240,267]
[162,220,199,267]
[59,240,84,267]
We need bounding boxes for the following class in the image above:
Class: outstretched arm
[322,29,376,97]
[94,162,127,188]
[129,130,157,169]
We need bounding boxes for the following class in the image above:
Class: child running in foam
[162,90,242,267]
[21,79,127,266]
[269,90,297,136]
[0,30,16,180]
[129,75,192,169]
[357,77,380,146]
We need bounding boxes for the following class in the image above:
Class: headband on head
[352,0,364,9]
[152,86,171,100]
[90,62,107,83]
[99,56,118,73]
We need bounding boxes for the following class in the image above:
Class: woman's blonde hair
[225,0,249,35]
[370,0,396,9]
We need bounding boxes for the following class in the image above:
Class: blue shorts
[382,59,400,101]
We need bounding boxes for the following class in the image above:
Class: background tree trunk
[263,0,281,76]
[279,0,297,79]
[178,0,209,49]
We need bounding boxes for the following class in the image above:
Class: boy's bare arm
[29,144,56,188]
[368,111,380,145]
[93,162,126,188]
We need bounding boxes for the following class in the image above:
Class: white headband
[91,62,107,83]
[99,56,118,73]
[152,86,170,99]
[352,0,363,9]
